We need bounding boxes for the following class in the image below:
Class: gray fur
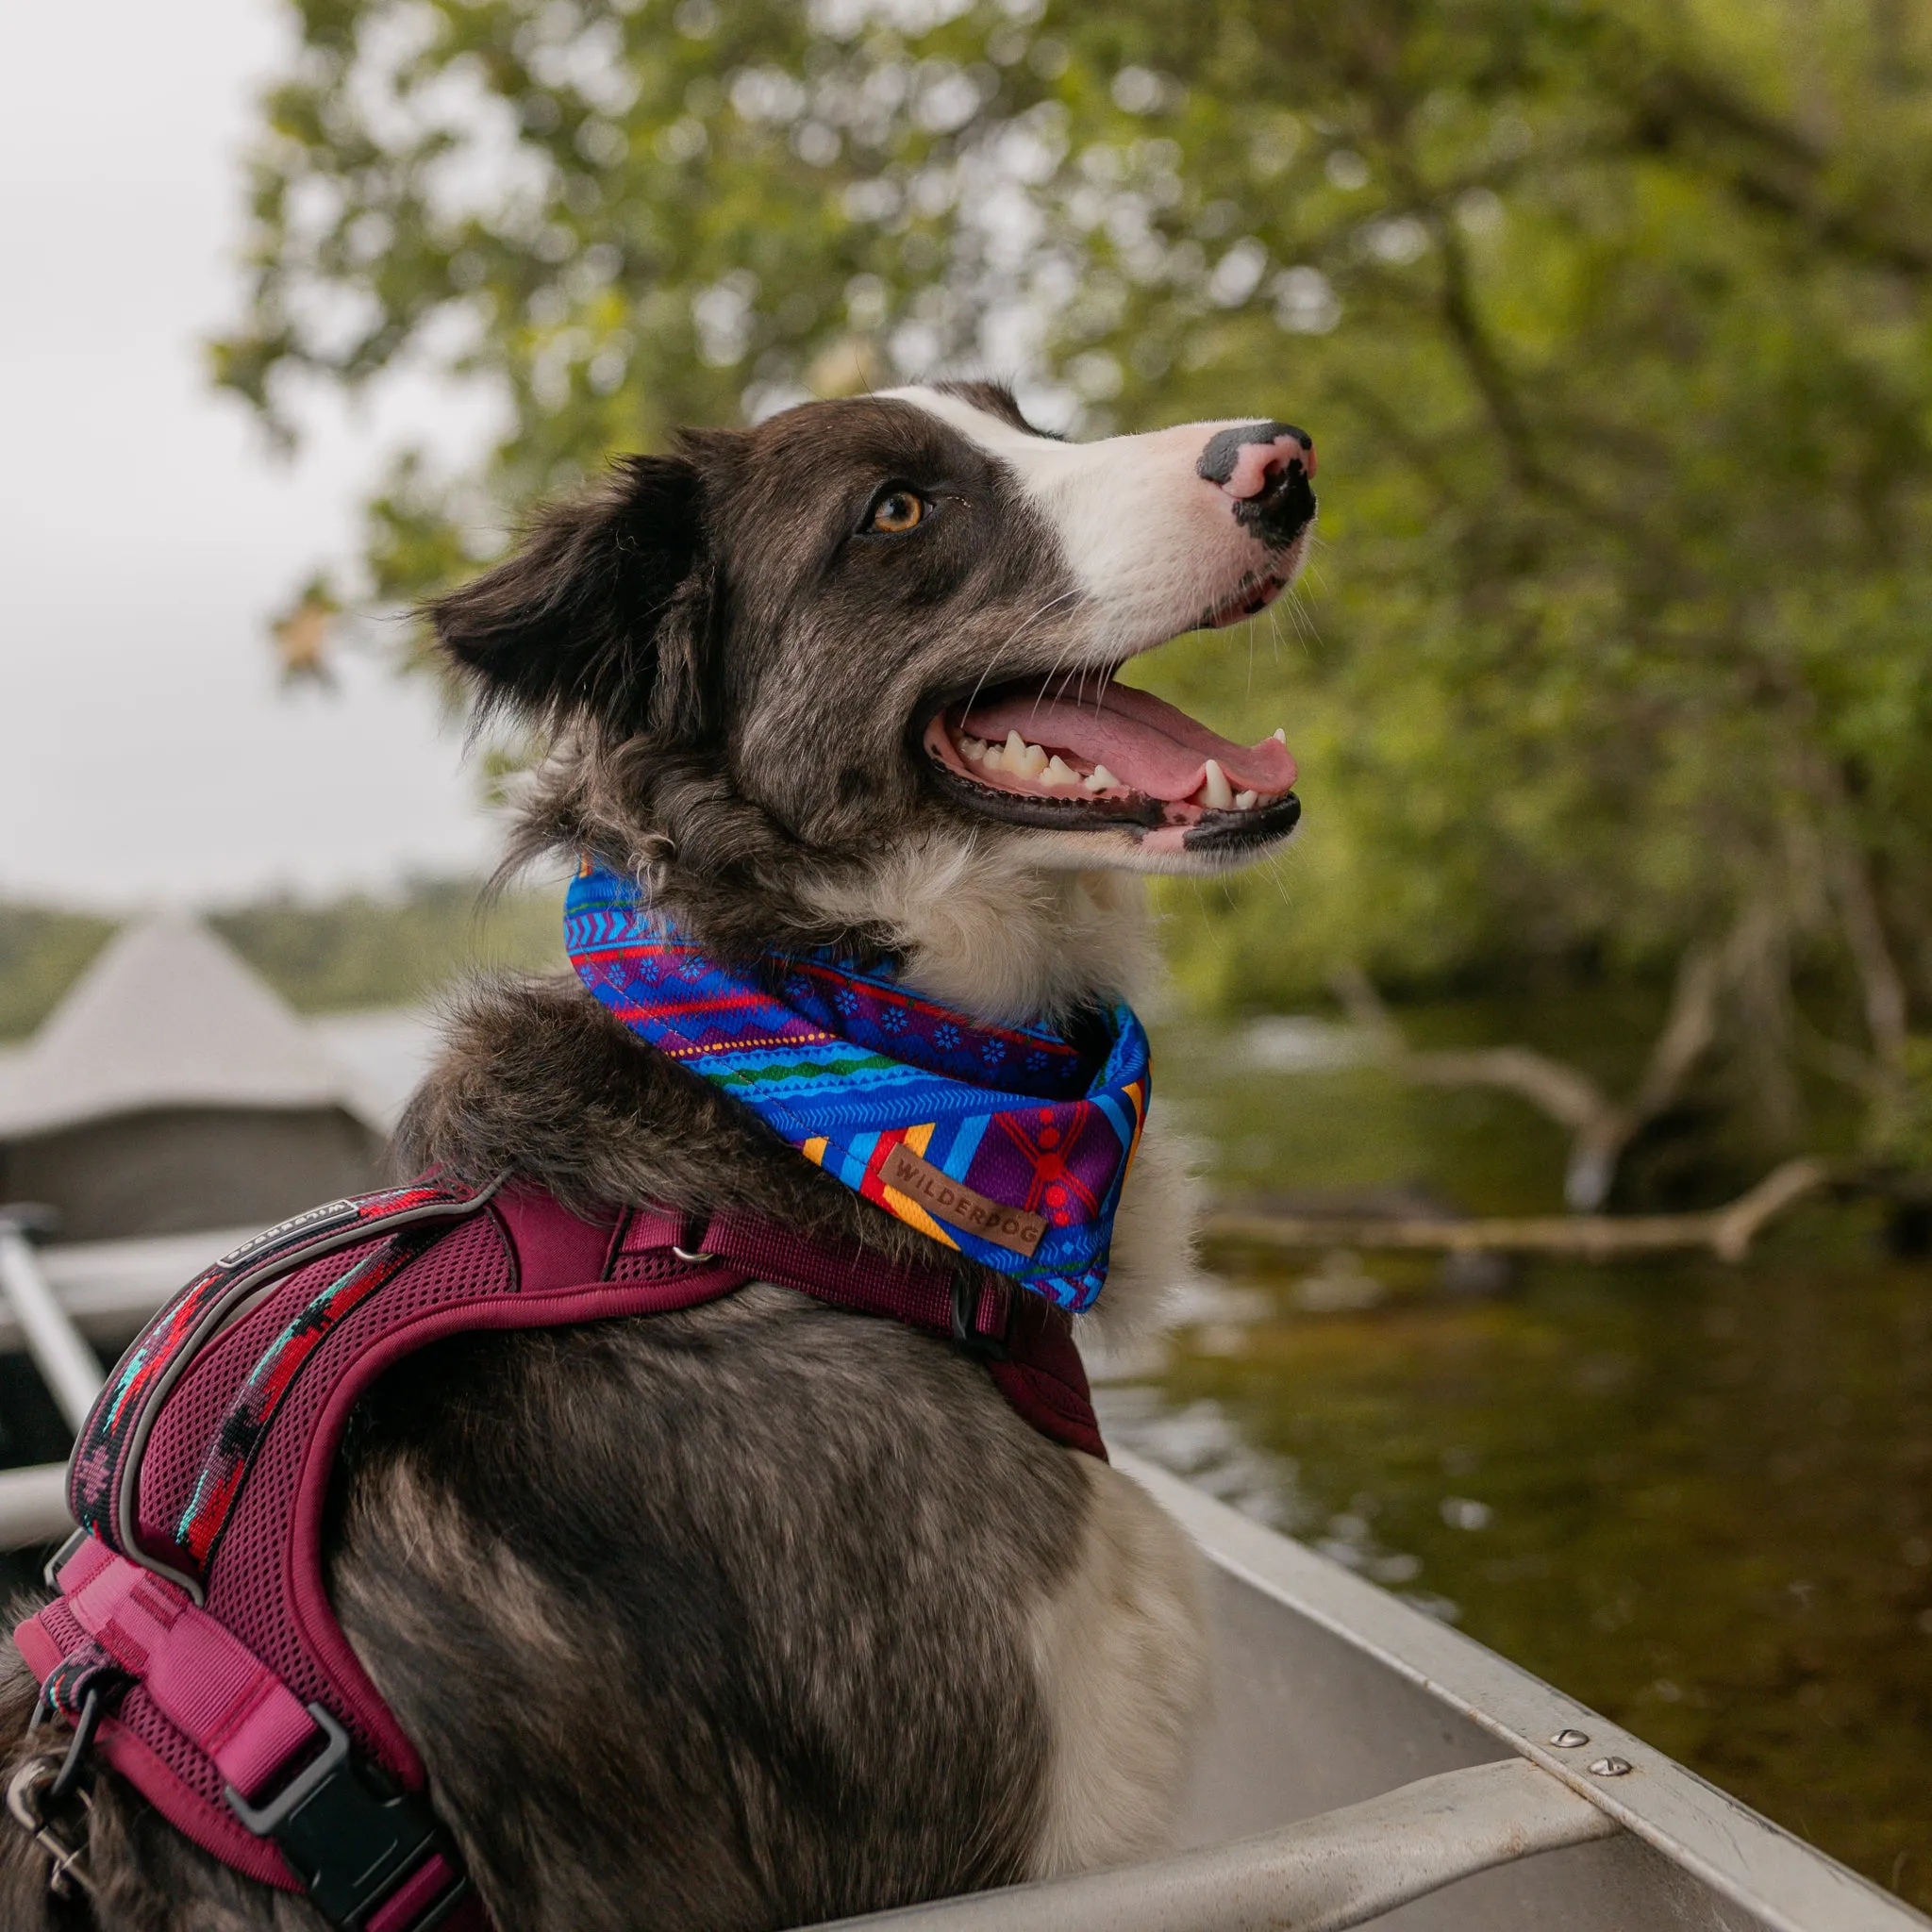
[334,1289,1087,1930]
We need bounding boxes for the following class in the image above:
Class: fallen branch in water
[1329,949,1728,1212]
[1205,1156,1836,1264]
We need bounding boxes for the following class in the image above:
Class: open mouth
[921,671,1301,852]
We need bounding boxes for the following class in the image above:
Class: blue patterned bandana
[563,860,1149,1312]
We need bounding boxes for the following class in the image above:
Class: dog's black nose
[1197,421,1317,548]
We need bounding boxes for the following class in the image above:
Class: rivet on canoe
[1589,1757,1633,1777]
[1549,1728,1590,1748]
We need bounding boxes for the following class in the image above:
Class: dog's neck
[406,840,1180,1331]
[793,841,1158,1027]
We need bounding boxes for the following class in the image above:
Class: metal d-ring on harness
[669,1222,1006,1360]
[45,1683,106,1811]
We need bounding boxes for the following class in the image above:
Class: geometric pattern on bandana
[563,858,1149,1312]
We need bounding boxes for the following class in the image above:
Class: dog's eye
[866,489,926,535]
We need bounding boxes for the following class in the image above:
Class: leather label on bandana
[881,1142,1048,1257]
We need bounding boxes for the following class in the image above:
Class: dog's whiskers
[961,589,1084,723]
[1018,597,1102,729]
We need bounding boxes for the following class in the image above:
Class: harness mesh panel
[110,1217,513,1799]
[137,1242,387,1559]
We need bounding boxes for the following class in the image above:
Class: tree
[214,0,1932,1195]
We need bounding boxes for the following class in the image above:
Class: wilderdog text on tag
[880,1142,1048,1257]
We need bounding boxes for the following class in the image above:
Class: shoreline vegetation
[0,883,564,1040]
[209,0,1932,1231]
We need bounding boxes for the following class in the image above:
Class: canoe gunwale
[1111,1448,1931,1932]
[807,1757,1618,1932]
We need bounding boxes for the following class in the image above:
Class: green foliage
[214,0,1932,1143]
[208,878,566,1012]
[1875,1035,1932,1169]
[0,907,118,1041]
[0,883,563,1040]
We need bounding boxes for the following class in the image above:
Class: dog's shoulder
[397,973,938,1274]
[394,967,758,1213]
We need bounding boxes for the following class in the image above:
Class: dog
[1,380,1314,1931]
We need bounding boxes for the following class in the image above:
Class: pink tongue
[962,683,1295,801]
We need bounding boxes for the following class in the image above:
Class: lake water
[1101,1017,1932,1911]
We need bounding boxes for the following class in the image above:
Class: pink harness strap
[56,1535,316,1802]
[12,1178,1104,1931]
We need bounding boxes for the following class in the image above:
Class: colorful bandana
[563,860,1150,1312]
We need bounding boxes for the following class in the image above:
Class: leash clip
[8,1759,96,1901]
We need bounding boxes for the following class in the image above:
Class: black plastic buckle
[949,1273,1009,1360]
[225,1707,470,1932]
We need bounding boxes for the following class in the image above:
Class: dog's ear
[429,455,706,736]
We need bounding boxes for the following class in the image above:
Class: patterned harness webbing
[12,1177,1104,1932]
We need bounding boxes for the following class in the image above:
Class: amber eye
[867,489,925,534]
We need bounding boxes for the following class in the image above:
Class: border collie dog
[2,382,1313,1930]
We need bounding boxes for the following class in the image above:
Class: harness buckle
[225,1705,471,1932]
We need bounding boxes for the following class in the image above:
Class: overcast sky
[0,0,506,908]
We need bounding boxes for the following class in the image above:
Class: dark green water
[1107,1019,1932,1912]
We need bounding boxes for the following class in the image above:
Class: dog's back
[338,1291,1087,1927]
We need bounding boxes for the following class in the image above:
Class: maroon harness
[13,1177,1102,1931]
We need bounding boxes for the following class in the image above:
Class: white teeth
[954,724,1257,808]
[1004,730,1049,779]
[1272,727,1287,743]
[959,726,1109,794]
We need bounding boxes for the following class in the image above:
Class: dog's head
[435,382,1314,1007]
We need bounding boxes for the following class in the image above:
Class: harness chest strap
[12,1180,1105,1930]
[25,1536,314,1798]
